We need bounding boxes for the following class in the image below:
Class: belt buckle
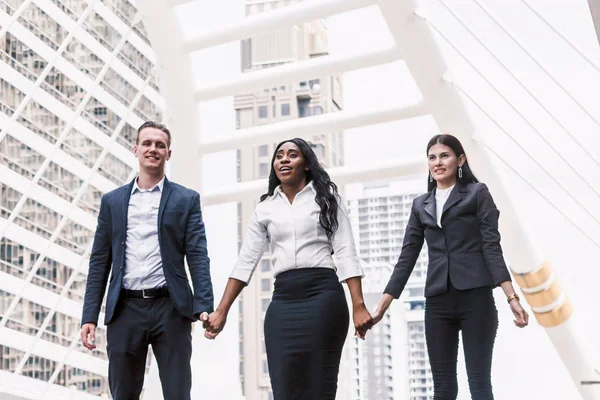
[142,289,154,299]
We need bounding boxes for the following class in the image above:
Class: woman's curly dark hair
[260,138,339,241]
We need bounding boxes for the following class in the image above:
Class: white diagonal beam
[202,156,424,206]
[185,0,377,52]
[200,103,427,154]
[170,0,196,7]
[195,45,401,102]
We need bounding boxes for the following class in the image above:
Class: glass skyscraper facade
[0,1,163,398]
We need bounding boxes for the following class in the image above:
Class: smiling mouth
[279,167,292,172]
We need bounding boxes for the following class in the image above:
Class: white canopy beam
[184,0,377,52]
[170,0,196,7]
[199,102,428,154]
[195,45,401,102]
[202,156,424,206]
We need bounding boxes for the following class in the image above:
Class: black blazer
[81,177,214,326]
[384,181,511,298]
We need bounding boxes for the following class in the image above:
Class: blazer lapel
[423,190,436,222]
[122,178,136,233]
[441,183,465,217]
[157,177,173,244]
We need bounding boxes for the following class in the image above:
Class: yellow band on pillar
[512,261,573,328]
[534,297,573,328]
[512,261,552,288]
[522,279,562,308]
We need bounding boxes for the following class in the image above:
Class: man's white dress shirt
[122,177,166,290]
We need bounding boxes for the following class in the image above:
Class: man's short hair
[136,121,171,148]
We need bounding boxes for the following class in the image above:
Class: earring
[429,172,433,183]
[458,165,463,179]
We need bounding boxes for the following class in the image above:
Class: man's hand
[203,309,227,340]
[81,323,97,351]
[196,312,209,324]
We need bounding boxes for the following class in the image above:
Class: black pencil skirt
[264,268,350,400]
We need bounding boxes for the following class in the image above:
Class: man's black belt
[121,286,169,299]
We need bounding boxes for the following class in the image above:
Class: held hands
[368,293,393,333]
[509,298,529,328]
[353,303,374,340]
[201,309,227,340]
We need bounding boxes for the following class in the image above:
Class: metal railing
[99,80,128,105]
[82,21,117,52]
[0,100,59,144]
[14,9,60,51]
[49,0,79,21]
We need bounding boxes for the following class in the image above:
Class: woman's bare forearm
[215,278,246,314]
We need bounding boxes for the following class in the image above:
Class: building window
[260,259,270,272]
[261,298,270,312]
[261,278,270,292]
[281,103,290,116]
[259,162,269,177]
[259,145,269,157]
[258,105,268,118]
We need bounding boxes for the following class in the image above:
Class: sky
[145,1,600,399]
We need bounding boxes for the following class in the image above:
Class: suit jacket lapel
[423,190,436,222]
[157,177,172,244]
[441,182,465,217]
[122,178,136,234]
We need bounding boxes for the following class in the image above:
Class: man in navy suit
[80,121,213,399]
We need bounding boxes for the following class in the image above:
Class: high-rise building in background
[234,1,344,398]
[346,181,434,400]
[0,1,163,398]
[337,262,409,400]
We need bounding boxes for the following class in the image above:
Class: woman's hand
[509,299,529,328]
[202,309,228,339]
[371,293,394,328]
[371,307,385,326]
[353,303,373,340]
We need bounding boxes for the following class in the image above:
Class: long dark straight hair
[427,134,479,192]
[260,138,340,241]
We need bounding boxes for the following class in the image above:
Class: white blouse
[435,184,455,227]
[230,182,364,284]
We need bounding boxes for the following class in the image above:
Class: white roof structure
[137,0,600,399]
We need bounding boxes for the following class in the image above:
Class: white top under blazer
[230,182,364,284]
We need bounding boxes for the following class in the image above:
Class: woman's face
[428,143,464,186]
[273,142,308,185]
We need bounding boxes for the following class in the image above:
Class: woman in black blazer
[373,134,529,400]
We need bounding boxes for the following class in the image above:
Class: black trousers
[264,268,349,400]
[425,283,498,400]
[106,295,193,400]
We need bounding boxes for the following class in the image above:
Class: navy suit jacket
[384,181,511,298]
[81,177,214,326]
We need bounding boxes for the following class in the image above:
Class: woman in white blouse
[202,138,373,399]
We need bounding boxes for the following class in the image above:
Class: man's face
[133,127,171,173]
